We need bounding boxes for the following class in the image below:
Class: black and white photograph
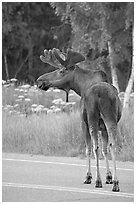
[2,1,134,202]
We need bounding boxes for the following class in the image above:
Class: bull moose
[37,48,122,192]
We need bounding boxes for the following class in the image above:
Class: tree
[100,3,133,92]
[50,2,133,93]
[2,2,70,81]
[123,2,134,109]
[2,2,15,80]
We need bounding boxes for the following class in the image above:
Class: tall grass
[2,85,80,108]
[2,85,134,161]
[118,108,134,161]
[2,108,134,161]
[2,110,84,156]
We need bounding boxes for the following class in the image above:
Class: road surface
[2,153,134,202]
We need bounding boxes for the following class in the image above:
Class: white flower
[19,114,25,117]
[37,105,44,109]
[29,87,38,93]
[53,89,60,93]
[16,99,22,102]
[52,98,63,105]
[21,84,30,89]
[25,98,31,102]
[19,89,24,92]
[71,102,76,105]
[16,111,21,115]
[130,92,134,98]
[12,110,17,114]
[50,105,56,110]
[18,95,25,99]
[2,80,6,85]
[35,107,42,112]
[47,109,53,114]
[10,78,17,82]
[60,101,66,106]
[6,105,12,108]
[15,88,19,91]
[31,104,38,108]
[46,89,51,93]
[4,84,10,88]
[65,102,74,106]
[54,108,61,113]
[69,93,75,97]
[43,108,49,112]
[14,104,19,107]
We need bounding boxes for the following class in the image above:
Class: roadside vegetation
[2,83,134,161]
[2,3,134,162]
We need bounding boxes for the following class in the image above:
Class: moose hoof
[112,180,120,192]
[106,171,113,184]
[84,175,92,184]
[95,179,103,188]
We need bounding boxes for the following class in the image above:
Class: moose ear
[66,49,85,68]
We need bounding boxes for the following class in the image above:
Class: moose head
[37,48,85,93]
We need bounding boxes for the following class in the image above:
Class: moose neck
[69,67,107,97]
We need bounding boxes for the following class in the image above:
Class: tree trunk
[14,53,30,79]
[108,40,120,92]
[123,25,134,110]
[123,64,134,109]
[28,46,33,74]
[4,53,9,81]
[28,44,34,82]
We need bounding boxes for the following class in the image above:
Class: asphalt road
[2,153,134,202]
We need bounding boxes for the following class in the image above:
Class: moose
[37,48,122,192]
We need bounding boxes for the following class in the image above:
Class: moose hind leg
[89,119,102,188]
[101,125,113,184]
[110,141,120,192]
[93,138,102,188]
[106,122,120,192]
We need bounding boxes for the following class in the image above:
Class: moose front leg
[81,110,92,184]
[105,121,120,192]
[84,140,92,184]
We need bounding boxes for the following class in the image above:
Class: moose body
[37,48,122,192]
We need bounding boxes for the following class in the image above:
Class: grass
[2,110,84,156]
[2,84,134,161]
[2,85,80,109]
[117,108,134,161]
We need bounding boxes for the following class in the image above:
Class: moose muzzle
[37,76,51,91]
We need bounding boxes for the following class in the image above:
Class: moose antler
[52,48,67,67]
[40,49,64,69]
[53,48,85,68]
[40,48,85,69]
[66,49,85,68]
